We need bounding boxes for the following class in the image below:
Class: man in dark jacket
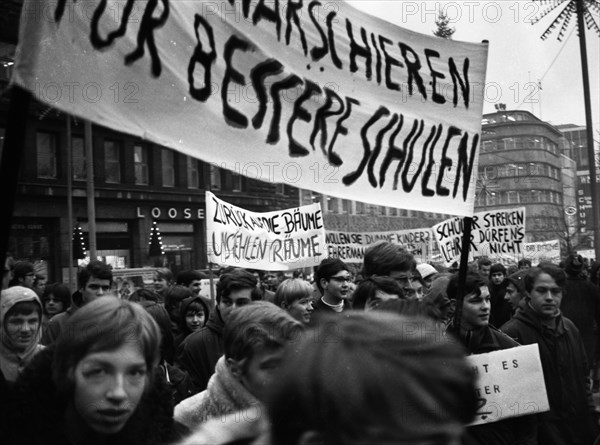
[42,260,113,345]
[501,264,599,445]
[177,268,256,393]
[560,254,600,377]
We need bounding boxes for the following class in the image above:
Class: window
[503,138,516,150]
[232,173,242,192]
[134,144,149,185]
[355,202,365,214]
[37,132,57,179]
[210,165,221,190]
[72,136,86,181]
[104,140,121,183]
[162,149,175,187]
[187,156,199,189]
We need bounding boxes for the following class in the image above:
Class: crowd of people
[1,244,600,444]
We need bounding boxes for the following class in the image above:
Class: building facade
[0,97,300,281]
[477,110,576,246]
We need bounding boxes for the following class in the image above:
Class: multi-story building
[0,94,301,281]
[556,123,599,251]
[477,110,576,246]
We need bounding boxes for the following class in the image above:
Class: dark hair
[178,296,210,335]
[11,261,34,281]
[447,272,487,301]
[268,312,477,444]
[489,263,506,276]
[224,301,302,369]
[591,262,600,286]
[361,241,416,278]
[77,260,113,289]
[517,258,532,268]
[6,300,42,320]
[41,283,71,315]
[524,265,566,293]
[314,258,350,294]
[352,276,404,310]
[139,300,175,365]
[128,288,160,303]
[216,269,257,303]
[176,270,202,286]
[53,297,161,396]
[164,285,193,314]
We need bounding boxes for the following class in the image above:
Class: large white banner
[206,191,325,270]
[524,239,561,265]
[432,207,526,266]
[326,228,433,263]
[13,0,488,217]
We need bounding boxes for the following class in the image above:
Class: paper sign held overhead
[13,0,488,217]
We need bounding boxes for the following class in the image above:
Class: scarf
[175,356,262,428]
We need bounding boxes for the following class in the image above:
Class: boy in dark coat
[501,264,600,445]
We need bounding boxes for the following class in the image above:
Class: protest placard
[326,228,433,263]
[524,239,561,264]
[13,0,487,218]
[432,207,526,266]
[206,192,325,270]
[466,344,549,426]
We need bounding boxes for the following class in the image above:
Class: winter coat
[41,290,82,345]
[0,286,44,382]
[501,304,599,445]
[160,361,196,407]
[174,356,262,429]
[561,277,600,367]
[454,324,537,445]
[489,280,511,328]
[2,346,188,445]
[174,296,210,351]
[177,310,224,393]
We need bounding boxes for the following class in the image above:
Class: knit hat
[564,254,585,276]
[505,270,528,293]
[417,263,438,280]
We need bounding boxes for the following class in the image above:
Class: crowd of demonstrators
[3,249,600,445]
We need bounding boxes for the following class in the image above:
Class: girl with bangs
[5,297,187,445]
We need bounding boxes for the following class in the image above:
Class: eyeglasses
[329,276,352,284]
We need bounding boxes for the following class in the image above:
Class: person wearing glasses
[311,258,353,315]
[8,261,35,289]
[361,241,423,300]
[501,265,599,445]
[42,260,113,345]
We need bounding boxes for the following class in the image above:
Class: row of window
[324,197,444,219]
[481,136,559,155]
[479,162,561,182]
[36,131,242,191]
[482,112,534,124]
[476,189,563,207]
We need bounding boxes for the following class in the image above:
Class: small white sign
[466,344,549,426]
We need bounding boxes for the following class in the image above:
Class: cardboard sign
[13,0,488,217]
[466,344,549,426]
[326,228,433,263]
[206,192,325,270]
[432,207,526,266]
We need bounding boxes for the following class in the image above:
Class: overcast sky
[351,1,600,136]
